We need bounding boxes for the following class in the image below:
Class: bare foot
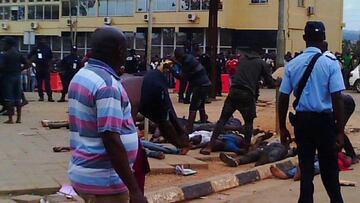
[4,120,14,124]
[270,165,289,179]
[293,167,301,181]
[200,147,211,155]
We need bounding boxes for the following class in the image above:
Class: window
[137,0,176,12]
[28,5,59,20]
[0,6,10,20]
[99,0,134,16]
[10,6,25,21]
[251,0,268,4]
[180,0,222,11]
[62,0,96,17]
[298,0,305,7]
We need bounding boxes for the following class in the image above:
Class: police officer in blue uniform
[28,39,54,102]
[279,21,345,203]
[58,46,82,102]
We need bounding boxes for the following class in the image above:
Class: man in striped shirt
[68,27,146,203]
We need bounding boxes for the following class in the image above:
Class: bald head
[91,26,127,70]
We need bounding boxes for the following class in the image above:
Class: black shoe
[38,97,44,101]
[219,152,239,167]
[48,98,55,102]
[183,100,190,104]
[57,98,66,102]
[178,98,184,103]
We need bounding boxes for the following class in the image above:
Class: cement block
[208,173,239,192]
[256,164,273,180]
[11,195,42,203]
[145,187,184,203]
[235,170,260,185]
[181,181,213,200]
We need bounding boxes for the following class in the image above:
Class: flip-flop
[53,147,71,152]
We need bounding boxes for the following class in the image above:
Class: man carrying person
[28,39,54,102]
[173,48,212,134]
[200,46,275,155]
[68,27,146,203]
[278,21,345,203]
[58,46,82,102]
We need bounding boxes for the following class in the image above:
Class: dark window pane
[61,1,69,16]
[0,8,3,21]
[3,6,10,20]
[35,5,43,19]
[136,33,146,49]
[152,32,161,45]
[191,0,201,10]
[163,46,175,57]
[220,29,232,46]
[52,36,61,51]
[163,28,175,45]
[77,33,86,48]
[52,5,59,19]
[28,6,35,19]
[176,32,187,45]
[44,5,51,19]
[202,0,210,10]
[151,46,161,58]
[124,32,134,49]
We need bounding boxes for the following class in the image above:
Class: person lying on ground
[219,142,296,167]
[270,152,353,181]
[190,130,274,155]
[121,69,191,155]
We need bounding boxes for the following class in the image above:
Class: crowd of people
[0,20,358,203]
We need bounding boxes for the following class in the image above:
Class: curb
[145,157,298,203]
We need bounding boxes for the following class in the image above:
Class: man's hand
[336,132,345,149]
[280,128,292,148]
[130,193,148,203]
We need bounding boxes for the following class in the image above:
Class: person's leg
[343,134,357,160]
[4,101,14,124]
[199,86,210,123]
[44,71,54,102]
[238,149,262,164]
[14,76,22,123]
[58,73,67,102]
[315,115,343,203]
[255,143,287,166]
[178,79,186,102]
[36,72,44,100]
[295,113,317,203]
[184,83,192,103]
[200,94,236,155]
[31,76,36,92]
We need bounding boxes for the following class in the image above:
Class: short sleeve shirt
[280,47,345,112]
[68,59,138,195]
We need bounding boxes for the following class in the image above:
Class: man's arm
[332,92,345,147]
[262,62,276,88]
[278,93,291,147]
[102,131,146,202]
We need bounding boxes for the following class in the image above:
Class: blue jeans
[221,134,244,154]
[287,161,320,178]
[141,140,180,154]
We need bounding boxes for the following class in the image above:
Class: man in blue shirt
[278,21,345,203]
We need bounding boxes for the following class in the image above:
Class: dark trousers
[216,72,222,95]
[179,79,187,100]
[238,143,287,166]
[36,71,52,98]
[211,88,256,145]
[59,73,73,96]
[295,112,343,203]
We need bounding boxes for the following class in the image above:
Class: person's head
[2,37,16,51]
[189,134,202,145]
[174,47,186,64]
[303,21,326,48]
[129,49,136,55]
[320,41,328,53]
[91,26,127,71]
[71,46,78,55]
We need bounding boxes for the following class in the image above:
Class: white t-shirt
[189,131,212,145]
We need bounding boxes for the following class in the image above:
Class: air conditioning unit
[187,13,197,22]
[307,6,315,16]
[30,22,39,30]
[144,14,149,22]
[1,22,9,30]
[104,17,112,25]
